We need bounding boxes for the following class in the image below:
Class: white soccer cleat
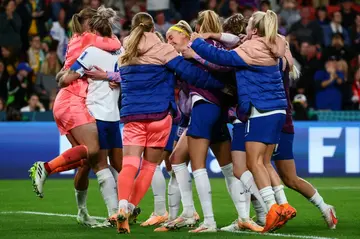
[29,161,48,198]
[322,205,338,229]
[189,222,217,233]
[220,220,240,232]
[165,212,199,229]
[77,209,98,227]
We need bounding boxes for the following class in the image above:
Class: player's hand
[200,33,213,39]
[109,81,119,89]
[239,34,248,44]
[85,66,107,80]
[181,47,196,59]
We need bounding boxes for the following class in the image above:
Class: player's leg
[166,130,199,230]
[274,133,338,229]
[187,102,219,233]
[142,124,178,226]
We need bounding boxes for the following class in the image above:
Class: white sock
[168,172,181,220]
[128,203,135,214]
[245,190,251,219]
[309,190,328,213]
[259,186,277,211]
[172,163,195,217]
[240,170,267,212]
[273,185,288,205]
[75,189,88,211]
[151,165,167,216]
[108,165,119,184]
[96,168,118,216]
[118,199,129,213]
[221,163,248,220]
[193,168,216,226]
[252,197,266,225]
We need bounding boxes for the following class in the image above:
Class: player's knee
[282,176,299,190]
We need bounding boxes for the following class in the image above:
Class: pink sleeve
[82,33,121,51]
[193,53,233,72]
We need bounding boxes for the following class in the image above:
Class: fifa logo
[308,127,360,174]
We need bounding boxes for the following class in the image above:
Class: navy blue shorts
[245,113,286,145]
[231,123,246,152]
[96,120,123,150]
[174,126,186,142]
[165,124,178,152]
[272,132,294,160]
[187,101,230,143]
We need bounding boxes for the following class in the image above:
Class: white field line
[233,230,337,239]
[285,186,360,190]
[0,210,106,220]
[0,211,338,239]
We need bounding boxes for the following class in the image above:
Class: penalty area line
[1,211,337,239]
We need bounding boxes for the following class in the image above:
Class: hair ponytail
[70,7,97,35]
[263,10,278,44]
[88,6,117,38]
[197,10,222,34]
[120,12,154,64]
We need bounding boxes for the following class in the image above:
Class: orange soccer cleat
[140,211,169,227]
[116,208,130,234]
[262,204,284,233]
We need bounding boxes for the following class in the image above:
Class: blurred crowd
[1,0,360,121]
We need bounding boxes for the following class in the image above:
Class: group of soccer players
[29,5,338,234]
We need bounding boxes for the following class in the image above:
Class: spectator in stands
[350,14,360,54]
[28,35,45,76]
[341,0,356,30]
[1,46,18,76]
[228,0,240,16]
[27,0,48,38]
[34,51,60,109]
[314,58,344,110]
[147,0,170,19]
[260,0,271,12]
[6,106,21,121]
[279,0,301,30]
[322,33,352,63]
[289,7,324,47]
[293,94,318,120]
[41,36,53,54]
[50,6,68,63]
[15,0,32,52]
[6,62,33,109]
[292,41,323,106]
[278,15,287,36]
[20,93,45,112]
[155,11,172,37]
[352,67,360,108]
[315,6,330,28]
[0,59,8,101]
[0,0,22,48]
[0,97,5,112]
[323,11,351,47]
[242,5,253,20]
[90,0,101,10]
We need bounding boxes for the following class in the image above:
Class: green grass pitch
[0,178,359,239]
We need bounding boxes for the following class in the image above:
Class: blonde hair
[70,7,97,34]
[250,10,278,44]
[167,20,193,38]
[88,6,117,38]
[155,31,165,42]
[223,13,247,35]
[197,10,223,34]
[120,12,154,64]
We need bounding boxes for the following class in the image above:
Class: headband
[168,26,190,37]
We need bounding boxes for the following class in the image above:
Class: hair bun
[96,5,117,22]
